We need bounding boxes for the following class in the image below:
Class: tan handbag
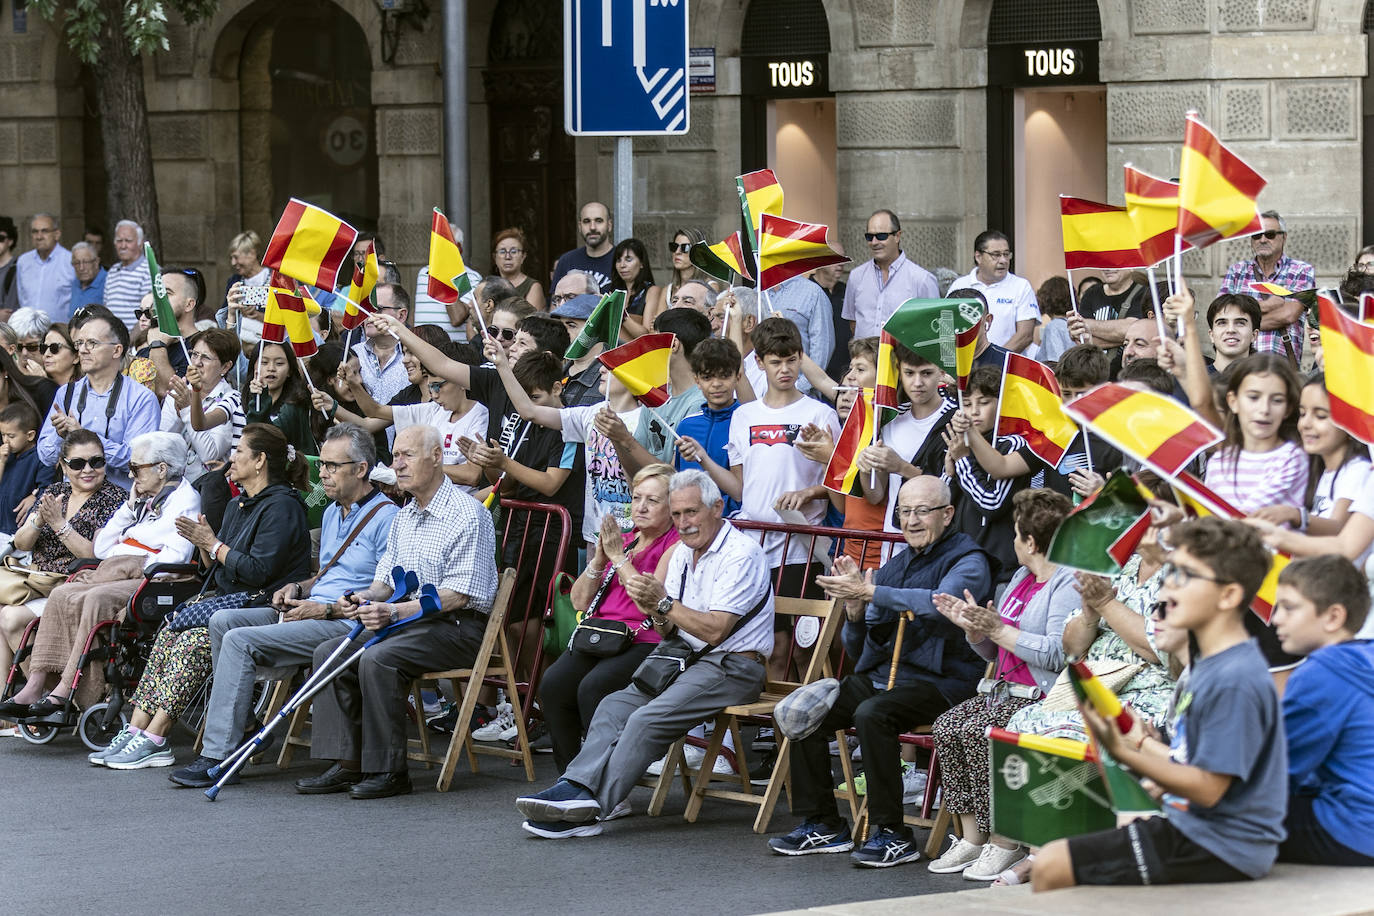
[1039,658,1145,712]
[0,556,68,605]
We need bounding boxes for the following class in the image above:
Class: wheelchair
[2,561,207,750]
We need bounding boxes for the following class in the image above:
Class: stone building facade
[0,0,1367,304]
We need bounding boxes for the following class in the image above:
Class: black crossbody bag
[568,540,654,658]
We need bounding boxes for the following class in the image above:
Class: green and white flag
[989,727,1116,847]
[564,289,626,360]
[144,242,181,337]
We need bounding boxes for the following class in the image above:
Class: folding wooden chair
[681,596,842,833]
[406,569,536,791]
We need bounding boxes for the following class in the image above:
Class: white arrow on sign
[634,0,685,130]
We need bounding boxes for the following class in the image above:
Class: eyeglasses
[318,459,363,475]
[189,350,218,364]
[551,293,578,306]
[1251,230,1284,241]
[128,462,163,474]
[978,249,1013,260]
[668,242,693,254]
[495,248,522,257]
[17,342,40,353]
[134,308,155,322]
[72,339,118,352]
[62,455,107,471]
[72,258,98,268]
[1159,561,1230,588]
[486,326,517,342]
[895,504,950,520]
[40,342,71,356]
[427,380,446,394]
[863,232,895,242]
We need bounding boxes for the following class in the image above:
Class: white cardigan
[92,477,201,569]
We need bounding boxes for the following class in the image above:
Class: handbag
[566,540,649,659]
[1039,658,1146,712]
[167,588,263,631]
[0,555,67,604]
[631,565,772,697]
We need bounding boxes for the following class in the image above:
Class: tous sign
[1023,47,1076,77]
[768,60,816,88]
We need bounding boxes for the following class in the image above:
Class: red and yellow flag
[1064,383,1222,478]
[344,241,380,326]
[1318,294,1374,444]
[874,333,901,420]
[691,231,754,285]
[737,169,784,250]
[263,285,317,358]
[1177,113,1266,248]
[997,353,1078,468]
[1059,197,1143,270]
[756,214,848,291]
[988,727,1099,763]
[1123,166,1195,267]
[1068,660,1137,733]
[955,320,980,392]
[262,198,358,290]
[823,388,875,496]
[599,333,674,408]
[428,208,472,305]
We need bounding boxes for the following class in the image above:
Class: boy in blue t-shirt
[674,337,745,516]
[1034,517,1287,890]
[0,401,44,536]
[1271,554,1374,866]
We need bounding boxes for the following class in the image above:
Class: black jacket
[211,481,312,594]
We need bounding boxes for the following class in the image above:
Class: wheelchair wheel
[78,702,129,752]
[18,721,59,745]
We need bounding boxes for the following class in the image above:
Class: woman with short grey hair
[9,307,51,358]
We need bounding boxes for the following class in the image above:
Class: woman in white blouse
[160,328,245,482]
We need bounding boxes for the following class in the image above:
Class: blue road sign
[564,0,690,136]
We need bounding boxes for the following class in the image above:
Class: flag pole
[645,405,685,445]
[176,335,192,370]
[1065,266,1089,345]
[1172,234,1186,339]
[1145,266,1169,347]
[296,353,329,419]
[1080,424,1094,475]
[482,419,533,509]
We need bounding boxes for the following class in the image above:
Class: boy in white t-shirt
[687,316,840,676]
[391,377,488,496]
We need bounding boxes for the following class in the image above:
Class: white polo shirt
[664,520,775,657]
[951,270,1039,351]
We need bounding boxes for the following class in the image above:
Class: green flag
[989,728,1116,847]
[564,290,626,360]
[144,242,180,337]
[880,297,984,379]
[1045,471,1152,576]
[1097,746,1163,817]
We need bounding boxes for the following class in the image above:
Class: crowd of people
[0,201,1371,892]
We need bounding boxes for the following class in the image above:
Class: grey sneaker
[87,725,135,767]
[104,733,175,770]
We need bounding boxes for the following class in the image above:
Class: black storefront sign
[741,54,831,98]
[989,41,1099,87]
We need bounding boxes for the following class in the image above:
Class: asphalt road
[0,729,977,916]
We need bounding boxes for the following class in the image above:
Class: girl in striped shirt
[1204,353,1307,516]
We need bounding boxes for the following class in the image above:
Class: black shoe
[349,771,413,799]
[749,748,779,786]
[0,698,32,718]
[20,696,76,726]
[295,763,365,794]
[169,755,235,788]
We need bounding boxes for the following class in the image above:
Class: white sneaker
[901,761,928,804]
[926,836,983,874]
[963,842,1026,881]
[645,754,669,777]
[104,733,175,770]
[681,744,735,775]
[472,702,514,742]
[600,800,633,821]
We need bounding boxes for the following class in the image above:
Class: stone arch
[205,0,383,80]
[949,0,1127,51]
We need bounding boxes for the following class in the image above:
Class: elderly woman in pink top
[539,463,679,772]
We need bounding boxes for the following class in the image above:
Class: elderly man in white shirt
[951,229,1039,353]
[516,468,774,838]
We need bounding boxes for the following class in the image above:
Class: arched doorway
[484,0,576,282]
[238,0,379,237]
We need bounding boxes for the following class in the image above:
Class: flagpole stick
[1172,234,1186,339]
[296,354,329,419]
[957,385,969,447]
[252,339,267,415]
[1146,266,1169,347]
[176,336,192,370]
[645,405,686,445]
[1080,424,1094,476]
[721,298,730,340]
[1065,266,1089,345]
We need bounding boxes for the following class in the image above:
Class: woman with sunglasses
[0,430,124,719]
[492,227,545,310]
[611,238,665,328]
[161,328,245,482]
[0,433,199,726]
[244,340,317,459]
[665,227,710,305]
[40,322,80,387]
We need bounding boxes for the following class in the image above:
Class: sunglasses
[62,455,107,471]
[863,232,895,242]
[486,326,517,342]
[668,242,693,254]
[135,308,155,322]
[427,380,446,394]
[1251,230,1283,240]
[40,342,71,356]
[18,342,40,353]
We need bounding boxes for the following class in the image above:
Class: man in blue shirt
[15,213,75,321]
[165,424,401,788]
[67,242,106,315]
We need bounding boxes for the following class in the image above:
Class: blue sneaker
[515,779,601,823]
[521,819,604,839]
[850,827,921,868]
[768,820,855,856]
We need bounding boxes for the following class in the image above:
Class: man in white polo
[951,230,1038,353]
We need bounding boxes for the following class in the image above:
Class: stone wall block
[377,109,442,156]
[19,122,57,163]
[836,92,958,149]
[1219,83,1269,140]
[665,99,715,152]
[160,214,206,262]
[1218,0,1315,32]
[0,36,43,83]
[1129,0,1208,34]
[156,21,197,77]
[853,0,935,48]
[0,123,17,164]
[1107,84,1209,143]
[149,114,208,160]
[1276,80,1357,140]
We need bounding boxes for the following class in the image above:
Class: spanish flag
[736,169,783,249]
[1318,294,1374,445]
[1177,113,1265,248]
[997,353,1077,467]
[1123,165,1194,267]
[428,208,472,304]
[690,231,754,285]
[756,214,848,291]
[263,286,318,358]
[1064,383,1222,478]
[955,318,981,392]
[345,240,380,317]
[262,198,358,290]
[1059,197,1142,270]
[599,333,674,408]
[1068,660,1137,733]
[823,388,874,496]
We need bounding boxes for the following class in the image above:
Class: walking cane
[204,567,428,799]
[886,610,916,690]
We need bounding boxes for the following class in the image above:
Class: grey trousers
[202,606,355,760]
[310,615,483,773]
[562,652,765,812]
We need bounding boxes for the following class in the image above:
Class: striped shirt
[1203,441,1308,516]
[103,256,152,329]
[159,377,246,480]
[1218,254,1314,362]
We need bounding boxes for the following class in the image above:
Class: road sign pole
[615,137,633,242]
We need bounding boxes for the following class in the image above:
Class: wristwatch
[655,595,674,618]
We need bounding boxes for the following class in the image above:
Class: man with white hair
[103,219,152,330]
[515,468,774,838]
[16,213,75,321]
[68,242,107,314]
